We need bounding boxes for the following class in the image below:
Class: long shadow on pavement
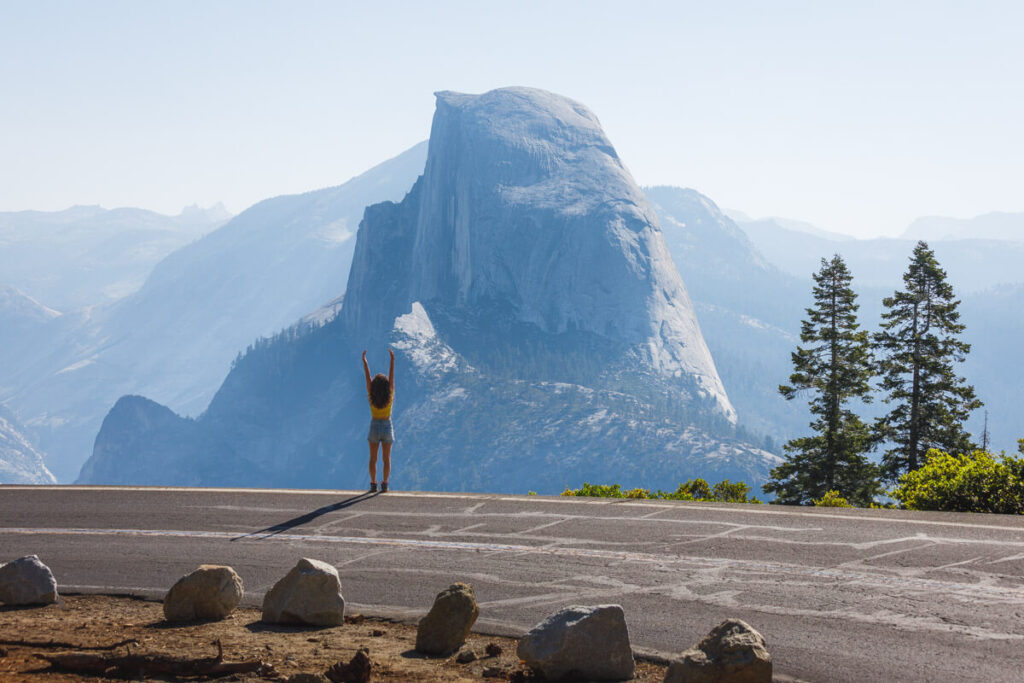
[231,492,377,541]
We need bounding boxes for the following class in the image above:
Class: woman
[362,348,394,492]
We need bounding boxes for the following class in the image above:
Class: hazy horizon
[3,1,1023,238]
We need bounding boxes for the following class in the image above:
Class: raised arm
[362,350,371,393]
[388,348,395,390]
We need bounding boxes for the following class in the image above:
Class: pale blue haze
[2,0,1023,237]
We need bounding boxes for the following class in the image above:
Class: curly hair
[369,373,393,409]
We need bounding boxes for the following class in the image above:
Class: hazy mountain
[1,143,427,482]
[0,204,230,310]
[0,405,56,485]
[733,218,1024,292]
[0,286,61,360]
[646,188,807,443]
[80,87,778,492]
[726,212,854,241]
[903,212,1024,242]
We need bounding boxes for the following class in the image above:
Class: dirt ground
[0,595,670,681]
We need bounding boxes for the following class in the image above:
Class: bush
[562,479,761,504]
[812,490,853,507]
[891,444,1024,514]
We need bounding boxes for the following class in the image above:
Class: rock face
[415,582,479,655]
[0,405,56,485]
[0,555,58,605]
[343,88,734,422]
[516,604,634,681]
[163,564,243,622]
[664,618,772,683]
[262,558,345,626]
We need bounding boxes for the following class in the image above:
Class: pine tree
[765,255,881,505]
[875,240,982,479]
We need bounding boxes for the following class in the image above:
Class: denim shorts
[368,418,394,444]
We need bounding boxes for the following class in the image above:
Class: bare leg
[382,441,392,485]
[368,441,379,483]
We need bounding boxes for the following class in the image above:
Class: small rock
[287,674,329,683]
[485,642,502,657]
[482,665,507,678]
[325,648,371,683]
[163,564,243,622]
[371,629,386,637]
[456,647,479,663]
[415,582,479,655]
[0,646,8,657]
[517,604,634,681]
[0,555,58,605]
[664,618,772,683]
[262,558,345,626]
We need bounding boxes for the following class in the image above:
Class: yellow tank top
[369,392,393,420]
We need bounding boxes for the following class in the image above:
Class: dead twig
[36,639,276,679]
[0,637,139,651]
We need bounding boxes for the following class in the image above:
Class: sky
[2,0,1023,238]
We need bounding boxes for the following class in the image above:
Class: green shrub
[891,446,1024,514]
[812,490,853,507]
[561,479,761,504]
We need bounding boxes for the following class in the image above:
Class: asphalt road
[2,486,1024,682]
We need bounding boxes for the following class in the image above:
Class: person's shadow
[231,491,377,541]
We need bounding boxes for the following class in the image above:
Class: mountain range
[78,87,779,492]
[3,88,1021,488]
[0,204,229,311]
[0,144,426,483]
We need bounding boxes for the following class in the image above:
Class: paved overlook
[2,486,1024,682]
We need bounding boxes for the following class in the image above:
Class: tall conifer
[765,255,880,505]
[875,240,981,479]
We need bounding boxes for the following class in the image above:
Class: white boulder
[664,618,772,683]
[261,558,345,626]
[0,555,58,605]
[163,564,243,622]
[517,604,634,681]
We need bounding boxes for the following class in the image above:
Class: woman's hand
[362,350,367,360]
[388,348,395,359]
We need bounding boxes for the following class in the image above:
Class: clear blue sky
[2,0,1022,237]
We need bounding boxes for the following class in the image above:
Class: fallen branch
[37,639,276,679]
[0,638,139,651]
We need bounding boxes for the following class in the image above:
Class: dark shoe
[381,482,389,493]
[369,482,378,492]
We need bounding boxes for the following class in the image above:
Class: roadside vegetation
[562,479,761,503]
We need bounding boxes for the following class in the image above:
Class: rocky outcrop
[163,565,243,622]
[262,558,345,626]
[664,618,772,683]
[0,406,56,485]
[415,582,479,655]
[343,88,734,422]
[517,604,634,681]
[0,555,58,605]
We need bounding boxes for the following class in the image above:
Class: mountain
[903,212,1024,242]
[0,405,56,485]
[1,143,428,482]
[646,188,807,443]
[80,87,778,492]
[727,212,854,242]
[0,204,230,310]
[732,218,1024,292]
[0,286,61,359]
